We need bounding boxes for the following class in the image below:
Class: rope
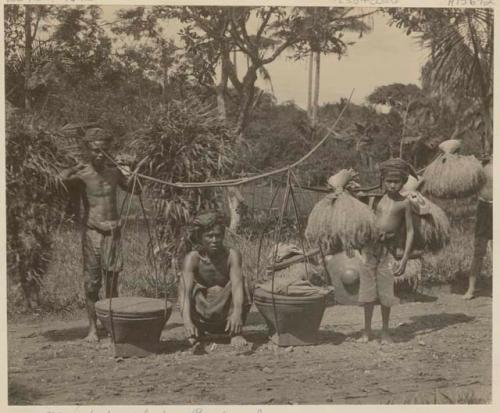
[108,173,139,347]
[99,89,354,190]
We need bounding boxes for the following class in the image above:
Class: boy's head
[379,158,417,194]
[83,128,111,168]
[190,210,227,254]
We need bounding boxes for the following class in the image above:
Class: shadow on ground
[392,312,474,343]
[42,325,94,342]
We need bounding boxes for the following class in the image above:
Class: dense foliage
[6,110,68,310]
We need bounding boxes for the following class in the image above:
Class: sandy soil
[8,286,492,405]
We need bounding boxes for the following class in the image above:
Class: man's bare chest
[196,257,230,286]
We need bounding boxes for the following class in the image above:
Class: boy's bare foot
[380,331,393,344]
[462,290,475,300]
[357,332,373,343]
[230,335,250,348]
[84,330,99,343]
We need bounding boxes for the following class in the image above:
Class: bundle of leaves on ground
[6,111,68,310]
[131,98,237,259]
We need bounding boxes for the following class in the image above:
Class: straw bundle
[390,256,422,292]
[402,191,451,253]
[305,191,377,254]
[421,153,486,198]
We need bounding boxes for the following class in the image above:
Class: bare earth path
[8,288,491,405]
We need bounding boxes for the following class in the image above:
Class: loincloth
[180,278,252,334]
[82,224,123,293]
[475,198,492,241]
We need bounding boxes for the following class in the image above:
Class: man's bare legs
[463,236,488,300]
[359,303,374,343]
[84,290,99,342]
[380,305,393,344]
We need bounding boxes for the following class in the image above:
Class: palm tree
[297,7,374,126]
[416,9,492,153]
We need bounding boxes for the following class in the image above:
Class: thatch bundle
[391,256,422,292]
[305,191,377,254]
[402,191,451,253]
[421,153,485,199]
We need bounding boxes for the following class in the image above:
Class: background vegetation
[5,5,492,315]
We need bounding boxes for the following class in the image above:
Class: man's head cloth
[379,157,418,182]
[188,210,227,247]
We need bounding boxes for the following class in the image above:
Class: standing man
[463,156,493,300]
[60,128,140,342]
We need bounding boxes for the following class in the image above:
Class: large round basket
[254,287,327,346]
[95,297,172,357]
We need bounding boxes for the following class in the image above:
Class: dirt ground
[8,285,492,405]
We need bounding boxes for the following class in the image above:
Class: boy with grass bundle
[358,158,415,344]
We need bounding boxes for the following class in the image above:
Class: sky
[102,7,429,108]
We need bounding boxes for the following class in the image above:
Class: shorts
[358,243,399,307]
[82,226,123,295]
[475,199,492,241]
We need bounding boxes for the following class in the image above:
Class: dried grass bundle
[422,153,485,198]
[391,256,422,291]
[417,198,451,253]
[305,191,377,254]
[403,192,451,253]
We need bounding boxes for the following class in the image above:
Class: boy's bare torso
[375,194,408,242]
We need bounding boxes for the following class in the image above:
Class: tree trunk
[236,68,258,136]
[24,5,33,111]
[307,51,313,117]
[216,52,229,122]
[227,186,244,233]
[481,105,493,155]
[311,51,321,127]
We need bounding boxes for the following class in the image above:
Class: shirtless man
[60,128,140,342]
[358,158,415,344]
[463,157,493,300]
[179,210,251,350]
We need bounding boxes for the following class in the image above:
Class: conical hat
[324,251,366,305]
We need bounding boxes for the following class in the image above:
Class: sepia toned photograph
[4,1,494,407]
